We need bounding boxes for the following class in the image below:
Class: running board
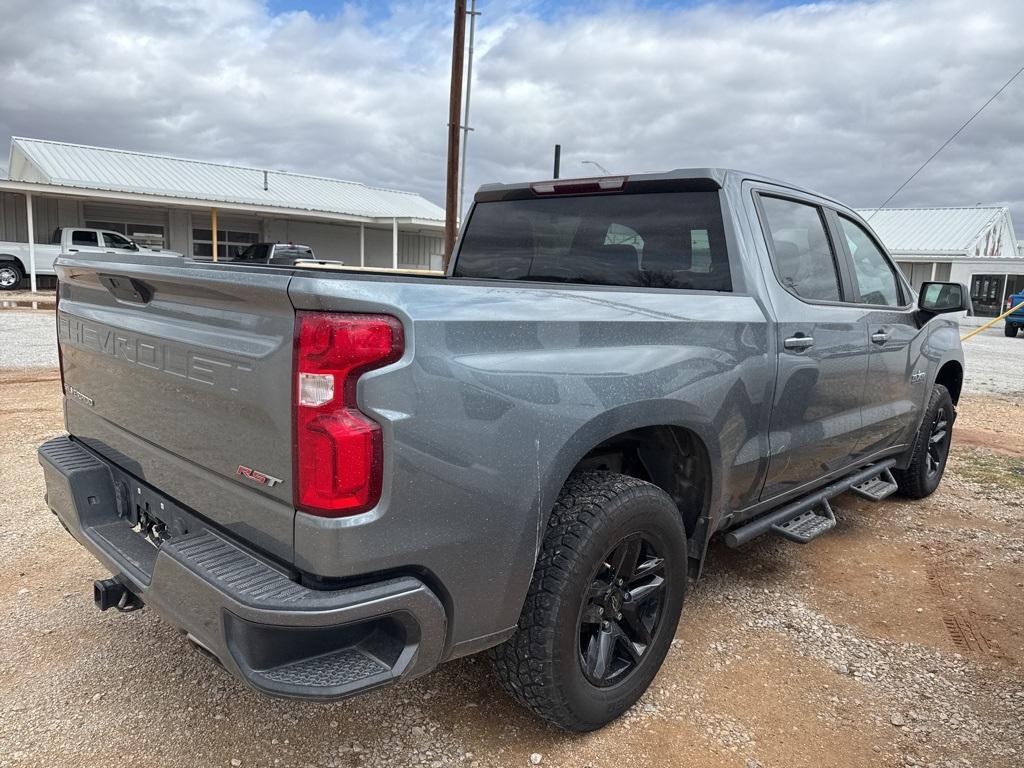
[850,467,899,501]
[724,459,898,548]
[771,498,835,543]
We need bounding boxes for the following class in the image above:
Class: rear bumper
[38,436,447,700]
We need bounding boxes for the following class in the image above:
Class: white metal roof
[855,205,1016,257]
[6,137,444,224]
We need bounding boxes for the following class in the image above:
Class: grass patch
[950,447,1024,494]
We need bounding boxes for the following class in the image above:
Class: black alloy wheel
[926,405,951,479]
[578,534,666,687]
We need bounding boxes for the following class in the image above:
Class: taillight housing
[294,312,404,517]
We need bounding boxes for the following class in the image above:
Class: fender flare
[538,398,724,534]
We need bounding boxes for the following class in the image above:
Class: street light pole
[443,0,468,269]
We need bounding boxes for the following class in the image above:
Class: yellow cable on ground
[961,300,1024,342]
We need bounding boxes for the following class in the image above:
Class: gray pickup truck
[39,169,967,731]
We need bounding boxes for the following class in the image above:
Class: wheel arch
[542,401,722,576]
[934,359,963,405]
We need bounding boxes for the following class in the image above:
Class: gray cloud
[1,0,1022,227]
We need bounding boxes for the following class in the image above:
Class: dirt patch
[955,426,1024,458]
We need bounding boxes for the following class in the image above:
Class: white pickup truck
[0,227,181,290]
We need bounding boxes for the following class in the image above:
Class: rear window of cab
[454,190,731,292]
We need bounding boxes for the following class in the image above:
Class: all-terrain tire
[0,261,23,291]
[892,383,954,499]
[1005,323,1018,338]
[489,470,688,731]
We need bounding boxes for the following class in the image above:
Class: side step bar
[724,459,898,548]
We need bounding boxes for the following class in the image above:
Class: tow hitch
[93,578,144,612]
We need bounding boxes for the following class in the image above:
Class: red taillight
[294,312,403,517]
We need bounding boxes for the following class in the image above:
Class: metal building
[857,206,1024,317]
[0,136,445,278]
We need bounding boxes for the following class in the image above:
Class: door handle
[871,331,890,345]
[784,334,814,351]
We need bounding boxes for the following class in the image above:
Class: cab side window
[759,196,841,302]
[839,216,902,306]
[71,230,99,247]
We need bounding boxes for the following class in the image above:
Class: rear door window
[759,196,842,302]
[454,191,731,291]
[71,230,99,247]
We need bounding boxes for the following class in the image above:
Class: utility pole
[457,0,480,223]
[443,0,468,269]
[553,144,561,179]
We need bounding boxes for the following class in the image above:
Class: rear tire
[1005,323,1018,338]
[0,262,23,291]
[489,471,687,731]
[893,384,954,499]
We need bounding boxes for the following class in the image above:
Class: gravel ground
[0,312,57,369]
[960,325,1024,395]
[1,305,1022,767]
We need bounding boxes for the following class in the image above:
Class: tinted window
[839,216,901,306]
[71,230,98,246]
[454,191,731,291]
[760,196,841,302]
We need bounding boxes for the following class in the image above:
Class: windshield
[454,191,731,291]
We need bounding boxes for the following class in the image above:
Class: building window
[192,228,259,260]
[970,274,1007,317]
[86,220,166,250]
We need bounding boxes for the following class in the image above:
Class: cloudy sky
[0,0,1021,224]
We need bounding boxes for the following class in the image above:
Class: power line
[865,62,1024,220]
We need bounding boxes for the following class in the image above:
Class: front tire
[0,262,23,291]
[893,383,954,499]
[490,471,687,731]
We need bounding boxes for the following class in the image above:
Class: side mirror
[128,241,140,251]
[918,282,969,315]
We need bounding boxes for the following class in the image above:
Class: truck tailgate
[56,259,297,562]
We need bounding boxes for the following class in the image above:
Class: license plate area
[112,469,197,549]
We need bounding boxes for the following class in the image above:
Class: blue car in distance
[1006,291,1024,337]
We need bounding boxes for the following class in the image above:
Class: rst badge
[236,465,283,488]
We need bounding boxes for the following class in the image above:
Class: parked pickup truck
[0,227,180,290]
[1004,290,1024,337]
[39,169,967,731]
[226,241,318,266]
